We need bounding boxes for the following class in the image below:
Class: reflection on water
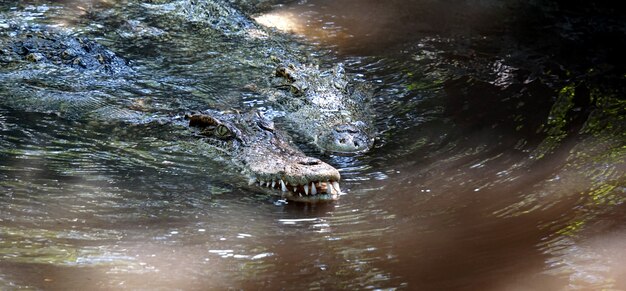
[2,0,625,290]
[251,0,509,55]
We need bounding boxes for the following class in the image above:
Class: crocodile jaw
[244,148,342,203]
[251,178,343,203]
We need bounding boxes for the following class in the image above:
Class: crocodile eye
[276,66,295,82]
[289,84,300,94]
[215,124,232,139]
[257,119,274,132]
[289,81,307,95]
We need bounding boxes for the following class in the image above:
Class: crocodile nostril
[298,157,321,166]
[354,141,360,148]
[339,138,346,144]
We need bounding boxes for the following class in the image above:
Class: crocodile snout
[318,123,373,154]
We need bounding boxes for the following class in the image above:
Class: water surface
[1,0,625,290]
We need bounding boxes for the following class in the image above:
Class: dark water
[1,0,625,290]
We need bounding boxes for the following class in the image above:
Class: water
[1,0,625,290]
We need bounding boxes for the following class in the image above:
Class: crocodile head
[271,61,375,154]
[186,110,342,202]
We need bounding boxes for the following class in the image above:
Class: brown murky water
[1,0,625,290]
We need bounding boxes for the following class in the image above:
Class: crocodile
[0,26,343,203]
[186,110,343,202]
[140,0,376,154]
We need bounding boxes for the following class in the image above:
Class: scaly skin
[0,28,131,75]
[186,110,343,202]
[269,60,375,154]
[0,25,138,120]
[145,0,376,154]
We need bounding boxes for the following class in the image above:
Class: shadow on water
[1,0,626,289]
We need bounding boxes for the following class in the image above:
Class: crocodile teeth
[280,179,287,192]
[248,177,257,185]
[327,181,333,194]
[332,181,341,194]
[304,184,309,195]
[271,180,276,188]
[311,183,317,195]
[293,186,297,192]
